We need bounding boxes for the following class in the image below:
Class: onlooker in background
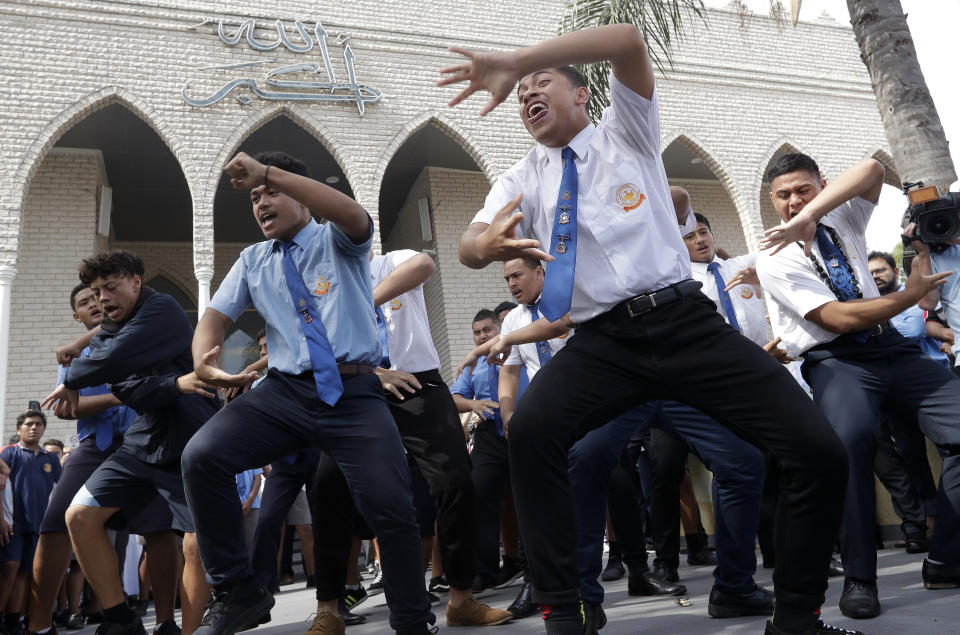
[235,469,263,561]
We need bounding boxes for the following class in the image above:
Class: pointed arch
[756,138,820,185]
[660,130,745,211]
[373,110,496,198]
[756,139,818,232]
[205,104,360,199]
[12,86,191,215]
[143,269,198,307]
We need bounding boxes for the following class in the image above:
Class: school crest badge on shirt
[616,183,646,212]
[390,298,402,311]
[740,286,754,300]
[44,462,53,473]
[314,277,331,296]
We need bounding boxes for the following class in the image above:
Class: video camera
[902,180,960,246]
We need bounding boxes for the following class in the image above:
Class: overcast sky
[704,0,960,253]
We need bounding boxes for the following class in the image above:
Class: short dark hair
[516,256,544,271]
[256,328,267,341]
[494,301,517,315]
[78,251,145,286]
[694,213,712,231]
[17,410,46,428]
[767,153,821,183]
[254,152,310,179]
[69,283,88,311]
[43,438,64,450]
[868,251,897,271]
[472,309,499,326]
[554,66,587,90]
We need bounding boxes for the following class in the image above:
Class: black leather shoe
[652,565,679,584]
[194,579,275,635]
[627,571,686,597]
[838,577,880,619]
[600,553,625,582]
[707,583,774,618]
[337,599,367,626]
[506,582,538,619]
[687,548,717,566]
[922,558,960,589]
[828,557,844,578]
[91,616,146,635]
[905,537,929,554]
[765,619,865,634]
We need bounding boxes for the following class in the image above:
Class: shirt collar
[544,124,595,166]
[273,218,320,252]
[16,441,43,455]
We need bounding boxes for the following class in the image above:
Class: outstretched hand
[760,211,817,256]
[477,195,552,263]
[41,384,79,419]
[486,339,511,366]
[195,346,261,388]
[438,48,521,116]
[224,152,268,190]
[375,368,422,400]
[724,266,760,292]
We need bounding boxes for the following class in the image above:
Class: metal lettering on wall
[182,19,383,116]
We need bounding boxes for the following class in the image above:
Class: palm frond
[558,0,706,122]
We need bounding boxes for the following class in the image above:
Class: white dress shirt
[757,197,879,358]
[501,300,570,379]
[371,250,441,373]
[690,253,768,347]
[472,73,690,324]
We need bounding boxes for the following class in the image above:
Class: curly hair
[78,251,145,286]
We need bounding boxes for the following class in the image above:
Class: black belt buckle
[624,280,700,318]
[625,293,655,318]
[868,321,891,338]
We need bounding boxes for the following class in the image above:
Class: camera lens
[920,211,960,242]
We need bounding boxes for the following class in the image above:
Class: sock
[608,541,621,557]
[540,601,584,623]
[772,604,819,633]
[102,602,136,624]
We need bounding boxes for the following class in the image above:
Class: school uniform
[42,349,172,536]
[182,220,431,632]
[66,287,219,535]
[236,468,263,560]
[757,197,960,581]
[0,443,61,570]
[472,71,843,611]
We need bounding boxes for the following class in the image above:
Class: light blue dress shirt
[210,218,380,372]
[888,284,950,368]
[930,245,960,366]
[56,347,136,443]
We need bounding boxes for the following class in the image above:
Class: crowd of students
[0,21,958,635]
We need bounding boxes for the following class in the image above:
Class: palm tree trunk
[846,0,956,189]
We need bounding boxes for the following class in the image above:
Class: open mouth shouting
[102,303,122,320]
[526,100,549,126]
[259,210,278,230]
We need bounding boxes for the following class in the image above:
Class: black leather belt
[866,320,894,338]
[338,363,376,377]
[622,280,703,318]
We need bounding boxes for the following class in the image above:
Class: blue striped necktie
[279,242,343,406]
[528,303,553,367]
[706,262,741,333]
[539,146,578,321]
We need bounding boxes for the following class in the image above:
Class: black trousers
[508,291,847,609]
[181,371,431,631]
[251,450,321,592]
[311,370,476,590]
[642,427,692,571]
[874,412,927,539]
[803,331,960,580]
[470,420,511,583]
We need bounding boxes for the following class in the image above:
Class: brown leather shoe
[303,609,345,635]
[446,598,513,626]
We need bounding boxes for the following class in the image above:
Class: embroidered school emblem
[740,286,754,300]
[561,190,571,201]
[314,277,331,296]
[615,184,646,212]
[44,462,52,473]
[390,298,402,311]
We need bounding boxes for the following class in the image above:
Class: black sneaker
[584,602,606,631]
[343,585,368,610]
[600,553,625,582]
[337,599,367,626]
[542,602,586,635]
[495,556,523,589]
[93,615,146,635]
[194,579,275,635]
[152,622,180,635]
[427,575,449,594]
[764,619,866,635]
[367,568,384,595]
[427,592,442,607]
[66,614,86,631]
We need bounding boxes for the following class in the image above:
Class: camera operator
[757,153,960,620]
[909,225,960,376]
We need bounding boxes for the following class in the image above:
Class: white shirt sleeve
[471,171,525,237]
[601,72,660,159]
[386,249,420,270]
[500,307,523,367]
[757,250,836,320]
[830,197,875,237]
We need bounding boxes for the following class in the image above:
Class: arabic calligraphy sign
[182,19,383,116]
